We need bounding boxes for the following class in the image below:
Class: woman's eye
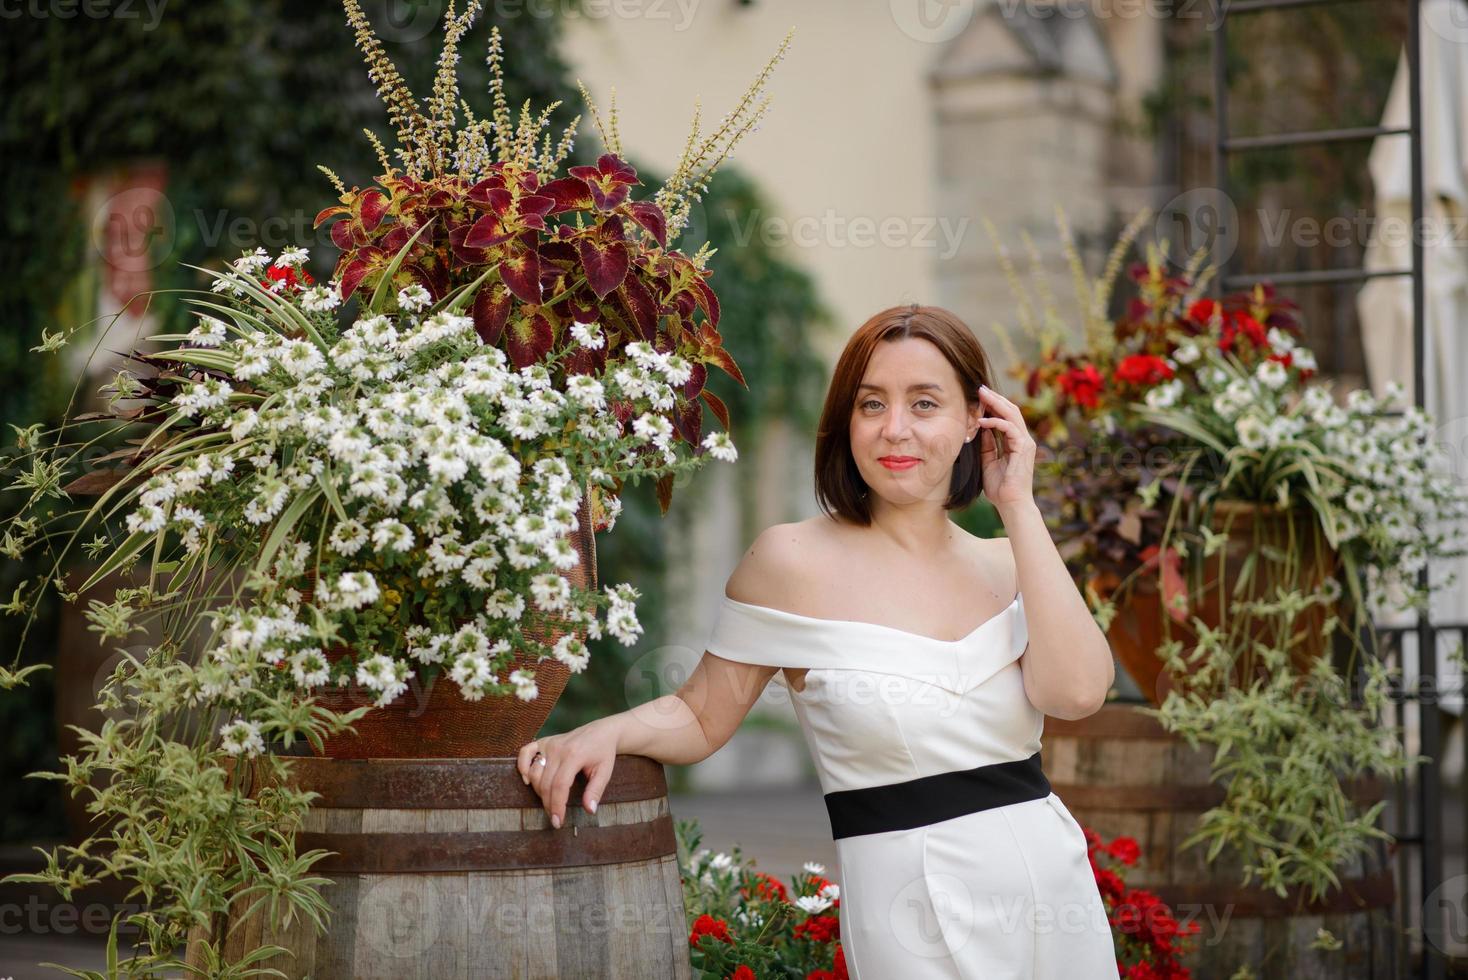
[915,399,938,409]
[861,399,882,410]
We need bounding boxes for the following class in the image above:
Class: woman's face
[848,336,982,507]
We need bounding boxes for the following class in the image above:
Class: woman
[518,304,1120,978]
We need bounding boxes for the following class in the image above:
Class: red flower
[1185,298,1218,327]
[794,914,841,944]
[1218,311,1267,351]
[1106,837,1141,866]
[1094,867,1126,902]
[834,943,849,980]
[689,913,734,949]
[261,262,314,293]
[1113,354,1174,386]
[728,967,756,980]
[1058,364,1104,409]
[742,871,789,904]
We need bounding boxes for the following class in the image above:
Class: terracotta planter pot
[1096,499,1339,706]
[305,487,603,759]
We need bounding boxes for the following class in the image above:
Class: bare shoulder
[965,530,1020,593]
[723,515,841,608]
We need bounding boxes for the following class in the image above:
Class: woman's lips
[879,457,919,470]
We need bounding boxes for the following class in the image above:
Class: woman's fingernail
[586,797,597,813]
[551,814,561,829]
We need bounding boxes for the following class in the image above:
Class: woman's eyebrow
[857,382,944,393]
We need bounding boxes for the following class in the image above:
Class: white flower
[329,520,369,556]
[172,378,233,418]
[570,320,605,349]
[219,719,265,757]
[1266,327,1295,352]
[796,894,834,914]
[290,649,331,688]
[1235,414,1269,452]
[188,316,229,348]
[710,851,734,871]
[552,634,591,673]
[397,284,433,312]
[355,653,410,707]
[703,431,738,462]
[1172,342,1200,365]
[279,339,326,379]
[1292,347,1318,372]
[332,571,380,610]
[1144,379,1183,409]
[1345,485,1375,514]
[509,668,539,702]
[232,247,270,273]
[300,284,341,312]
[1255,359,1289,390]
[275,246,310,267]
[372,519,415,553]
[632,412,673,448]
[803,861,826,875]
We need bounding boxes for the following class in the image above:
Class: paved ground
[0,784,834,978]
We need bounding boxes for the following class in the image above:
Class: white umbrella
[1356,0,1468,716]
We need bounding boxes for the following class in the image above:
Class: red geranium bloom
[261,262,314,292]
[1113,354,1174,386]
[1185,298,1218,327]
[741,871,789,903]
[1106,837,1141,866]
[689,913,734,948]
[728,967,756,980]
[834,944,849,980]
[794,914,841,943]
[1218,311,1267,351]
[1059,363,1104,409]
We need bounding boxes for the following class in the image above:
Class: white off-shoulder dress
[705,590,1120,980]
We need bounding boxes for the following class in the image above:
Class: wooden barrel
[185,754,692,979]
[1044,704,1403,979]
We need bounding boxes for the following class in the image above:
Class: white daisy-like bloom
[350,314,400,349]
[300,284,341,313]
[710,851,734,871]
[509,667,539,702]
[820,882,840,902]
[173,378,233,418]
[570,320,605,349]
[188,316,229,348]
[803,861,826,876]
[1266,327,1295,352]
[279,339,326,379]
[1292,347,1318,372]
[275,245,309,267]
[219,719,265,757]
[702,431,738,462]
[1345,485,1375,514]
[1144,379,1184,409]
[632,412,673,448]
[328,519,369,556]
[1236,414,1269,452]
[372,519,415,553]
[332,571,380,610]
[1172,341,1201,365]
[449,651,496,698]
[232,247,270,273]
[552,634,591,673]
[397,284,433,312]
[660,354,694,387]
[355,653,410,707]
[290,649,332,688]
[125,503,168,535]
[795,894,834,914]
[1256,359,1289,390]
[531,573,572,612]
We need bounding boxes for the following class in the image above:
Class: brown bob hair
[814,303,996,526]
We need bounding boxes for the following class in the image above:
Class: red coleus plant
[312,2,790,512]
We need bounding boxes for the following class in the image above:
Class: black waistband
[823,751,1051,840]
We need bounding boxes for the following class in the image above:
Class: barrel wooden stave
[188,756,692,979]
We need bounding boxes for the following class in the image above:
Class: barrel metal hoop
[298,813,677,873]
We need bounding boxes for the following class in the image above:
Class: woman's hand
[975,384,1038,517]
[516,717,620,829]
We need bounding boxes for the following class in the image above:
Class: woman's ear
[965,394,983,444]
